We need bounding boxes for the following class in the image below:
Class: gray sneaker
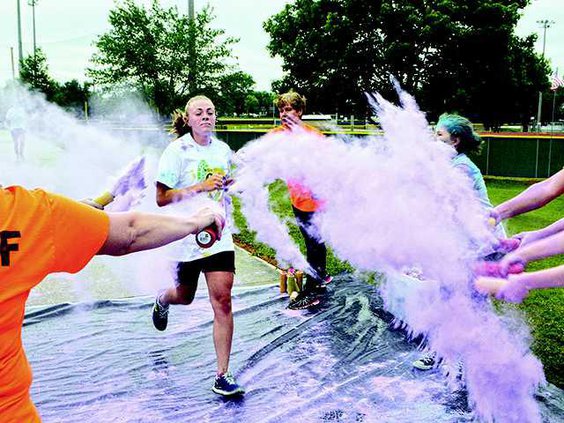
[413,352,438,370]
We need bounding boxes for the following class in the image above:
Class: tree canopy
[19,48,90,114]
[264,0,551,128]
[89,0,255,116]
[19,48,57,102]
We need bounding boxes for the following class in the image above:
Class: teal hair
[436,113,482,154]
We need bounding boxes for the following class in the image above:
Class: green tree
[253,91,277,116]
[264,0,549,127]
[415,2,550,130]
[52,80,90,115]
[215,71,255,116]
[19,48,57,101]
[244,94,260,115]
[89,0,250,116]
[505,36,553,130]
[539,73,564,126]
[19,49,91,115]
[542,89,564,126]
[265,0,384,115]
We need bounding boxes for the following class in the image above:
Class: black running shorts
[175,251,235,286]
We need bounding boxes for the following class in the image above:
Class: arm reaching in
[81,156,148,210]
[511,217,564,249]
[475,265,564,303]
[497,230,564,276]
[473,222,564,278]
[493,169,564,221]
[98,207,225,256]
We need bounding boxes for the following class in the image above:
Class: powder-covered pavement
[27,245,278,307]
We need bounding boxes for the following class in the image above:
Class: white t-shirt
[156,133,234,262]
[5,106,26,131]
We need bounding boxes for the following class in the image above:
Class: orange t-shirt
[0,186,109,423]
[270,124,325,212]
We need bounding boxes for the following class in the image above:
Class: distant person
[270,90,332,310]
[5,104,26,161]
[413,113,505,371]
[0,184,224,423]
[152,95,243,397]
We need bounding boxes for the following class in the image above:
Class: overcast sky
[1,0,563,91]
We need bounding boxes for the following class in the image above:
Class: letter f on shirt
[1,231,21,266]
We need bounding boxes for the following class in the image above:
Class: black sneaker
[287,292,320,310]
[212,372,245,396]
[412,352,437,370]
[314,274,333,292]
[152,295,169,331]
[320,274,333,286]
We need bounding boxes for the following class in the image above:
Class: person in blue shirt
[413,113,504,371]
[434,113,505,237]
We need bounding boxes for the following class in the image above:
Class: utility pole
[10,47,16,78]
[28,0,38,58]
[16,0,23,71]
[188,0,194,21]
[548,67,559,176]
[536,20,554,131]
[187,0,195,94]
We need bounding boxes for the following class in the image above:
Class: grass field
[232,178,564,387]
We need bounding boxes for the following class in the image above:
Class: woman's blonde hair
[171,95,214,138]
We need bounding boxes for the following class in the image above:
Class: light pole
[28,0,38,58]
[16,0,23,70]
[535,20,554,131]
[187,0,195,94]
[188,0,194,21]
[10,47,16,78]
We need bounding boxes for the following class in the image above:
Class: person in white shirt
[5,104,26,161]
[151,95,243,397]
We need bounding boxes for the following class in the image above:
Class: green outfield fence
[100,126,563,179]
[215,129,564,179]
[472,133,564,179]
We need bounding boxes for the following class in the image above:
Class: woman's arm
[156,175,225,207]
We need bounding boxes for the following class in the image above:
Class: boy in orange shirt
[271,91,332,310]
[0,185,224,422]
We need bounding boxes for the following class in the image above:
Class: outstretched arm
[512,218,564,248]
[497,230,564,275]
[476,265,564,303]
[98,207,224,256]
[493,169,564,221]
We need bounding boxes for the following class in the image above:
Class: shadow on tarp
[24,276,563,423]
